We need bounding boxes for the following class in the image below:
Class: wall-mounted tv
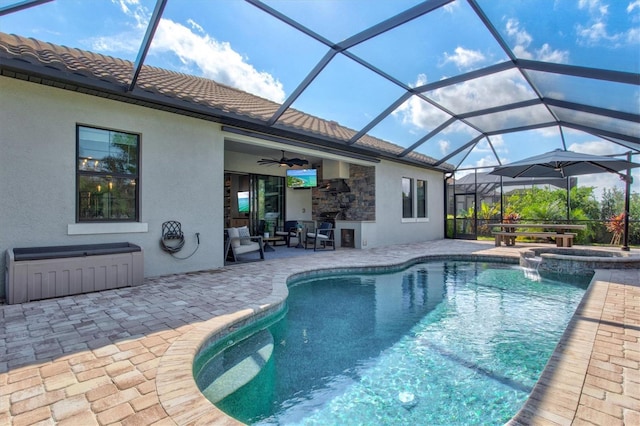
[286,169,317,188]
[237,191,249,213]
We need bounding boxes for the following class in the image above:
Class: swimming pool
[195,260,590,425]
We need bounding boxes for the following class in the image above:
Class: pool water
[196,261,590,425]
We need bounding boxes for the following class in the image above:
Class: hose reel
[160,220,199,259]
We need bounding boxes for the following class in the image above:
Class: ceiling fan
[257,150,309,167]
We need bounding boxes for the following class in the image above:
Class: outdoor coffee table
[262,236,284,252]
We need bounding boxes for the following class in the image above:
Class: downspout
[622,152,632,251]
[474,170,478,239]
[567,176,571,222]
[444,172,453,239]
[500,176,504,221]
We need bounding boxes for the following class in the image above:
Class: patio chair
[305,221,335,251]
[275,220,300,247]
[225,226,264,262]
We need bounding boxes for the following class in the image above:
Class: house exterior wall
[1,75,446,300]
[374,160,445,246]
[0,77,224,299]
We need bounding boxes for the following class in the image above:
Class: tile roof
[0,32,449,170]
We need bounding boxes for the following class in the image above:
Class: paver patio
[1,240,638,425]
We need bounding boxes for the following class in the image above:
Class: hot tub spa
[520,247,640,276]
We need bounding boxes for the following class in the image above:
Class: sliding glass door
[250,174,284,235]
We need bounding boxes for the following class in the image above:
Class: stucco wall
[1,76,447,300]
[0,77,224,299]
[374,160,445,246]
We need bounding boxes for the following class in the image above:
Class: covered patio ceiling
[1,0,638,173]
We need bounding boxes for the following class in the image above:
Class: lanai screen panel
[463,104,555,134]
[288,54,407,136]
[361,95,453,151]
[552,108,640,141]
[476,0,640,73]
[526,71,640,116]
[423,68,539,116]
[413,125,482,166]
[347,0,509,85]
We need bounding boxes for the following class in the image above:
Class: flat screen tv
[286,169,317,188]
[237,191,249,213]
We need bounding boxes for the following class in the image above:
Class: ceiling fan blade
[289,158,309,166]
[257,151,308,167]
[257,158,278,165]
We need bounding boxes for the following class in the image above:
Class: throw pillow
[238,226,252,245]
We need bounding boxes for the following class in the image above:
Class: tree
[600,187,625,220]
[569,186,599,220]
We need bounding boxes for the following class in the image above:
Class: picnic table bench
[491,223,586,247]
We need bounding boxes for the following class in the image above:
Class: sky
[1,0,638,200]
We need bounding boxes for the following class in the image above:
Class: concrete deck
[1,240,638,425]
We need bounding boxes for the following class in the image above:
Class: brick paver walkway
[1,240,638,425]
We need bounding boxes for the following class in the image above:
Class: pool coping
[507,269,607,425]
[153,251,633,425]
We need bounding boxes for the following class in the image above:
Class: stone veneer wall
[311,163,375,221]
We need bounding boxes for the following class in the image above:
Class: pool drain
[398,391,417,409]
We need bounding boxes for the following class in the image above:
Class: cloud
[505,19,569,62]
[392,74,451,129]
[439,139,451,155]
[575,0,638,46]
[394,17,570,151]
[111,0,147,30]
[91,34,140,54]
[465,137,506,168]
[393,67,554,140]
[92,0,286,103]
[89,1,146,53]
[443,1,460,14]
[578,0,609,15]
[442,47,486,70]
[627,26,640,44]
[488,134,506,151]
[536,43,569,62]
[576,21,619,44]
[505,19,533,53]
[152,19,285,102]
[474,155,500,169]
[474,137,506,155]
[187,19,205,35]
[567,140,622,156]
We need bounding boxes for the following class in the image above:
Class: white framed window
[401,177,428,222]
[417,179,428,218]
[402,177,413,219]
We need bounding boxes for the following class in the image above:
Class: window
[77,125,139,222]
[402,177,413,218]
[417,179,427,218]
[402,177,428,221]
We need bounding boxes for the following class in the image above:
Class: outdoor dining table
[491,223,587,247]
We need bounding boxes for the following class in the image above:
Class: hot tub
[520,247,640,276]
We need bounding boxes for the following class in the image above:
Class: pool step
[199,329,274,403]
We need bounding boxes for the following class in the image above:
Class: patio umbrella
[489,149,640,179]
[489,149,640,250]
